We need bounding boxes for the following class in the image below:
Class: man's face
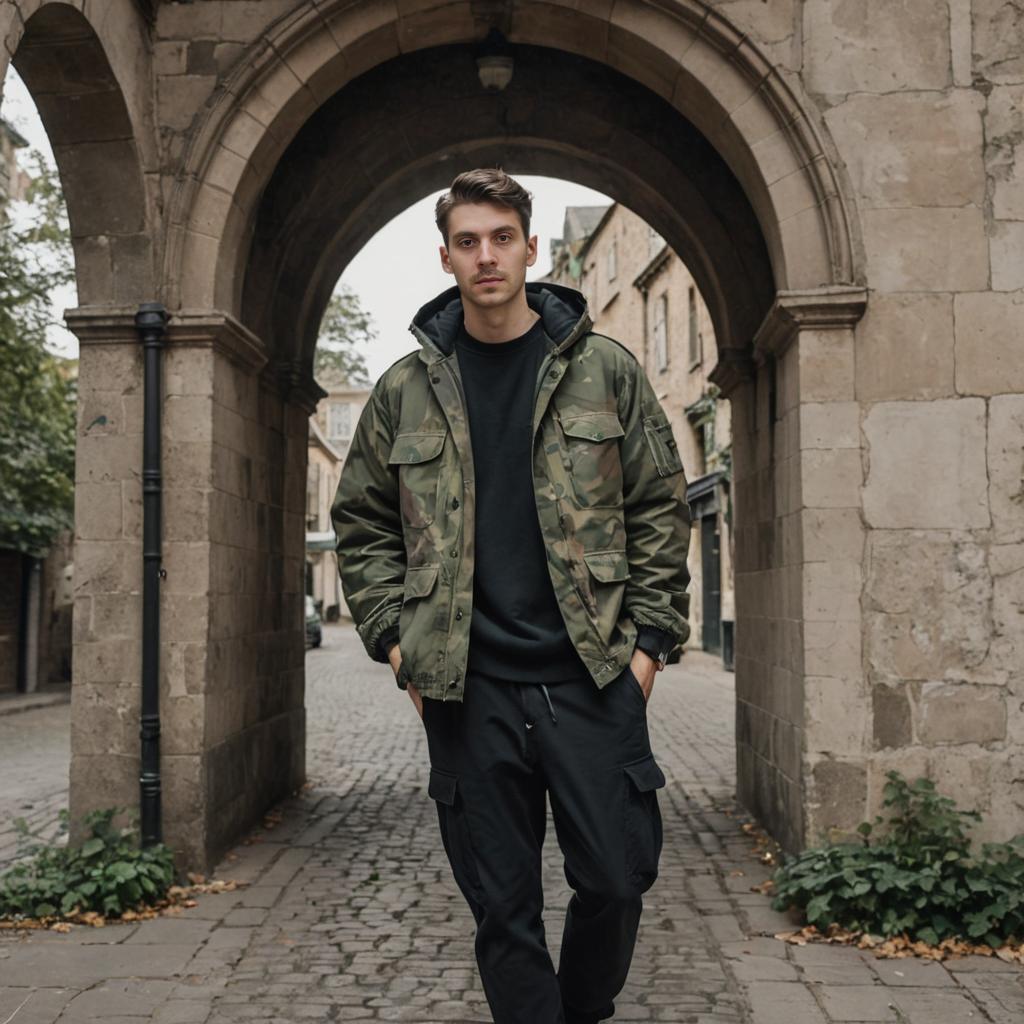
[439,201,538,311]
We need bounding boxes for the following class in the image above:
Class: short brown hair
[435,167,533,246]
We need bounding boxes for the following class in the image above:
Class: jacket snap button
[595,432,603,440]
[452,497,460,509]
[455,609,463,620]
[449,548,457,558]
[448,680,457,688]
[431,374,440,383]
[525,721,534,730]
[549,369,558,378]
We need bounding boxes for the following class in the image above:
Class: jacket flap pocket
[560,411,625,443]
[428,767,457,805]
[404,563,440,599]
[582,548,630,583]
[388,431,446,464]
[623,753,666,792]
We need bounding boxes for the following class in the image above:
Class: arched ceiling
[240,43,774,370]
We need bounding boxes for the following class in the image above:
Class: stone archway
[131,0,867,866]
[2,0,904,870]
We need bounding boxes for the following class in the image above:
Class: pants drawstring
[540,683,558,725]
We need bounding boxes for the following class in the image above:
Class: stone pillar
[66,307,320,873]
[716,289,868,853]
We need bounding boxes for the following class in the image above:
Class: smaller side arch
[7,0,153,303]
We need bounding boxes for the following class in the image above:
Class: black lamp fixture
[475,27,514,92]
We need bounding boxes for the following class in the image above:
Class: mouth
[476,277,503,285]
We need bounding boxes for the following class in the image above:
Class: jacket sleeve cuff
[376,625,400,662]
[634,624,675,663]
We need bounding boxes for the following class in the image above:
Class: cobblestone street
[1,624,1022,1022]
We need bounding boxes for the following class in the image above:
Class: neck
[461,288,539,343]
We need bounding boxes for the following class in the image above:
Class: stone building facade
[2,0,1020,870]
[306,377,370,622]
[543,203,735,664]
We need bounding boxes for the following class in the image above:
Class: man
[331,168,691,1024]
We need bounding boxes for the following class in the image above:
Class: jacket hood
[409,281,592,359]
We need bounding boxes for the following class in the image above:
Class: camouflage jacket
[331,281,692,703]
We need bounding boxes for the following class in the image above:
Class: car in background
[305,595,322,649]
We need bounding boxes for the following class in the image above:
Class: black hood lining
[410,281,589,356]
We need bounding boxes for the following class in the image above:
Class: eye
[496,233,512,242]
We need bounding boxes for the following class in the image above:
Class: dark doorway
[700,514,721,654]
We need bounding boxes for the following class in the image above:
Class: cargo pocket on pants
[622,752,666,892]
[428,766,485,905]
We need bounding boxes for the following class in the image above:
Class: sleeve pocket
[642,413,683,478]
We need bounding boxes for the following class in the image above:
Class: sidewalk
[1,627,1021,1022]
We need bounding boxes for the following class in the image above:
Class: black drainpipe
[135,302,169,846]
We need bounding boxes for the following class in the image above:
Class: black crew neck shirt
[454,315,590,683]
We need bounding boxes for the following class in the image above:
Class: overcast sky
[2,67,612,380]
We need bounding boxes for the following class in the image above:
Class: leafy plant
[771,770,1024,948]
[0,147,77,557]
[0,806,176,921]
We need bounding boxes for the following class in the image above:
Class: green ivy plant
[0,806,176,921]
[771,770,1024,948]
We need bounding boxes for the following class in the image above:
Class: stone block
[973,0,1024,84]
[805,676,869,756]
[917,682,1007,746]
[988,396,1024,544]
[801,508,864,564]
[157,74,218,133]
[863,399,989,529]
[156,2,223,38]
[925,749,994,819]
[807,757,868,834]
[804,618,861,677]
[871,682,913,750]
[164,486,212,543]
[985,85,1024,220]
[954,291,1024,396]
[796,328,854,402]
[798,401,860,449]
[75,481,124,541]
[804,0,950,94]
[159,692,206,756]
[864,530,993,682]
[802,559,861,621]
[863,206,988,292]
[70,681,139,756]
[990,543,1024,683]
[991,221,1024,291]
[800,448,862,509]
[854,292,955,401]
[824,90,985,208]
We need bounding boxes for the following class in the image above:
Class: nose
[477,241,497,267]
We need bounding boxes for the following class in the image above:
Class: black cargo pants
[421,662,667,1024]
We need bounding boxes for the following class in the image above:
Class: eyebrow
[451,224,519,241]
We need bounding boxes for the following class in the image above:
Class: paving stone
[816,983,900,1021]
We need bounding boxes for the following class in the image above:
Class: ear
[439,244,453,275]
[526,233,538,267]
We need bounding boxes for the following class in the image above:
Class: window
[687,286,700,366]
[653,293,668,373]
[328,401,353,441]
[606,239,617,283]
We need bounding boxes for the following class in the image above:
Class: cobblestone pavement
[1,624,1022,1022]
[0,699,71,870]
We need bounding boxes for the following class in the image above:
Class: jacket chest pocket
[389,431,447,528]
[558,411,626,509]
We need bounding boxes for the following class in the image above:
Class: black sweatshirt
[454,314,591,683]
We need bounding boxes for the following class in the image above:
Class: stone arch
[2,0,154,302]
[167,0,863,333]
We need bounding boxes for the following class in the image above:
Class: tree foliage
[0,148,77,556]
[314,282,376,387]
